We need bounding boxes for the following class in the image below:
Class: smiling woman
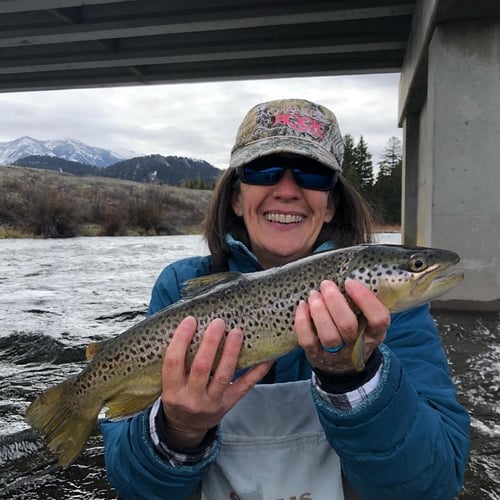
[100,98,470,500]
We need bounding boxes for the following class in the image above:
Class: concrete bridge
[1,0,498,310]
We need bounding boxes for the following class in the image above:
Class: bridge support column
[401,19,500,311]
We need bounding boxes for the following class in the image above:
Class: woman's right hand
[160,316,274,449]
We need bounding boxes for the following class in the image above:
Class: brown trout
[26,244,463,468]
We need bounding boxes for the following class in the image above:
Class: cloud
[0,74,402,168]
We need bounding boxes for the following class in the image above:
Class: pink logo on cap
[273,113,325,139]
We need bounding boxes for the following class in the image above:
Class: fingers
[205,328,274,401]
[295,283,357,350]
[206,328,243,400]
[345,279,391,337]
[187,318,227,393]
[163,316,266,404]
[229,361,275,398]
[162,315,198,388]
[164,316,245,394]
[317,281,359,345]
[295,280,390,372]
[315,280,390,344]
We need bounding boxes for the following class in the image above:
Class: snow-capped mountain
[0,136,134,168]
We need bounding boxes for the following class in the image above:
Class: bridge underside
[0,0,415,92]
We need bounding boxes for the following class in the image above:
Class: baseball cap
[229,99,344,172]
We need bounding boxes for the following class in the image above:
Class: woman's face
[232,168,335,269]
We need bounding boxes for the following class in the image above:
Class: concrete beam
[0,0,132,14]
[398,0,438,125]
[0,6,414,48]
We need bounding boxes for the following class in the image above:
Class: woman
[102,99,470,499]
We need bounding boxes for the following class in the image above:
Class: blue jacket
[102,238,470,499]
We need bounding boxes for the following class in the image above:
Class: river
[0,235,498,499]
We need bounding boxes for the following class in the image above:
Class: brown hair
[202,168,377,270]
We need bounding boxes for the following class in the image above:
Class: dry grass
[0,165,212,238]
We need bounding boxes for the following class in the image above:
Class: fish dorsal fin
[181,271,244,299]
[85,340,108,360]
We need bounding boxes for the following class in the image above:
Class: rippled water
[0,235,498,499]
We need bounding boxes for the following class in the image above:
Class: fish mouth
[412,261,465,301]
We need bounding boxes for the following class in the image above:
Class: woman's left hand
[295,279,390,373]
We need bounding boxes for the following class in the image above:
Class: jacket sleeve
[102,257,217,499]
[102,410,219,499]
[312,304,470,500]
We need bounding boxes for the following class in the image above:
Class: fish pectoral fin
[105,388,161,420]
[181,271,244,299]
[351,314,367,372]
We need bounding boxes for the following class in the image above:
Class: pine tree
[377,136,402,178]
[373,137,403,224]
[353,135,374,200]
[341,134,361,189]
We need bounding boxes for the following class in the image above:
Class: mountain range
[1,137,223,187]
[0,136,132,168]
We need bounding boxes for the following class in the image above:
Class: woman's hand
[295,279,390,373]
[160,316,273,449]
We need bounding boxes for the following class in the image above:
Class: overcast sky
[0,73,402,169]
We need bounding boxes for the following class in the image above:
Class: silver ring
[322,341,345,353]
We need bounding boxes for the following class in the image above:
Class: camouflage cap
[229,99,344,171]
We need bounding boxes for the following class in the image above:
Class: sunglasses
[237,156,338,191]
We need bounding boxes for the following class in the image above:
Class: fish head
[347,244,464,312]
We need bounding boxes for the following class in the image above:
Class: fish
[25,244,464,468]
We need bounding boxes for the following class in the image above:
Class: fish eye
[409,254,427,271]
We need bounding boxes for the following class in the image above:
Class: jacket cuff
[149,398,219,467]
[312,347,382,393]
[312,344,392,418]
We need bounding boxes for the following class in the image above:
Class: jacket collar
[225,234,336,273]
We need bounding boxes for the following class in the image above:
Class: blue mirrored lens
[243,166,285,185]
[292,168,334,190]
[240,164,335,191]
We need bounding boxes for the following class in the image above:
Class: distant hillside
[0,164,212,238]
[13,153,222,187]
[0,136,132,167]
[14,155,101,176]
[102,154,221,186]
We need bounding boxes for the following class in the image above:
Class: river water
[0,235,498,499]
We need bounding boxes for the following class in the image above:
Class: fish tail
[25,377,99,468]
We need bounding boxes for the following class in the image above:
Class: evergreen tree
[373,137,403,224]
[341,133,356,170]
[341,134,361,189]
[353,135,374,200]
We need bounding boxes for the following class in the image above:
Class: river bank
[0,164,212,238]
